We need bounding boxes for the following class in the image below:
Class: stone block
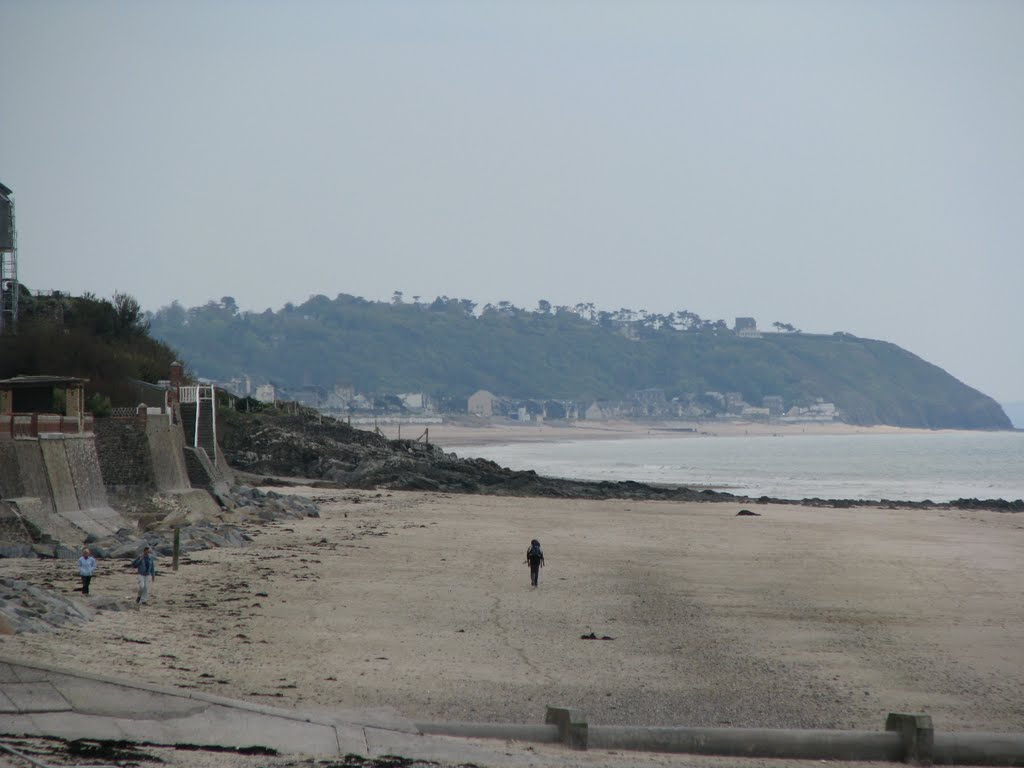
[886,712,934,765]
[546,705,588,750]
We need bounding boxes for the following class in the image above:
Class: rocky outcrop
[219,406,1023,512]
[2,485,320,570]
[0,577,129,634]
[220,411,718,500]
[215,484,320,521]
[79,485,319,560]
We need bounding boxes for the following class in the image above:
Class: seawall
[3,414,192,550]
[2,407,226,552]
[0,434,126,548]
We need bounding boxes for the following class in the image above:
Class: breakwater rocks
[6,487,320,564]
[82,522,252,561]
[85,486,320,560]
[216,485,321,522]
[220,411,723,501]
[0,486,321,635]
[0,577,129,634]
[754,495,1024,513]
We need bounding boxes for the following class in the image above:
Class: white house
[254,383,276,403]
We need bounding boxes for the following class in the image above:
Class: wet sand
[3,488,1022,743]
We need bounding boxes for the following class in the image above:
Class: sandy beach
[3,487,1022,753]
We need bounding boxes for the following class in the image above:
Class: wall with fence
[0,413,94,439]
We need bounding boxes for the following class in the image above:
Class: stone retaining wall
[93,417,156,489]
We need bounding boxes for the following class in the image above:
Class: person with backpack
[525,539,544,587]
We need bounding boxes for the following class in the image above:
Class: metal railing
[179,384,217,464]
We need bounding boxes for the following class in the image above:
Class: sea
[448,430,1024,503]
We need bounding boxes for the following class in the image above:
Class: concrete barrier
[546,706,588,750]
[934,733,1024,766]
[416,709,1024,766]
[413,722,560,743]
[589,725,901,761]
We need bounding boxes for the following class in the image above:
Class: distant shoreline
[369,418,956,448]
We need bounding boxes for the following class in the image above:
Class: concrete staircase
[179,390,217,465]
[183,445,226,491]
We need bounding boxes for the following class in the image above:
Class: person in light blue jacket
[78,547,97,595]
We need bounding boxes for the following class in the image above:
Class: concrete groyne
[416,709,1024,766]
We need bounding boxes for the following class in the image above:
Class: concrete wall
[0,500,33,555]
[38,436,79,513]
[3,495,83,547]
[145,415,191,492]
[0,441,23,498]
[11,440,55,512]
[3,414,201,548]
[65,436,107,509]
[0,433,129,545]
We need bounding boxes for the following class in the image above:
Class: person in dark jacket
[525,539,544,587]
[131,546,157,604]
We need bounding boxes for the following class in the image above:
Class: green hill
[148,294,1010,430]
[0,289,180,410]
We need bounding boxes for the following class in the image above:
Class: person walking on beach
[131,546,157,604]
[525,539,544,587]
[78,547,97,595]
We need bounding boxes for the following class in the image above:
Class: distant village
[209,375,838,426]
[205,319,841,426]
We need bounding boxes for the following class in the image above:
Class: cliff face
[762,335,1012,430]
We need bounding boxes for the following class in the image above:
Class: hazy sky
[2,1,1022,402]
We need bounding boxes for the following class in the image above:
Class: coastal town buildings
[202,376,840,426]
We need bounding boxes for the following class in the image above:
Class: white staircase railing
[179,384,217,464]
